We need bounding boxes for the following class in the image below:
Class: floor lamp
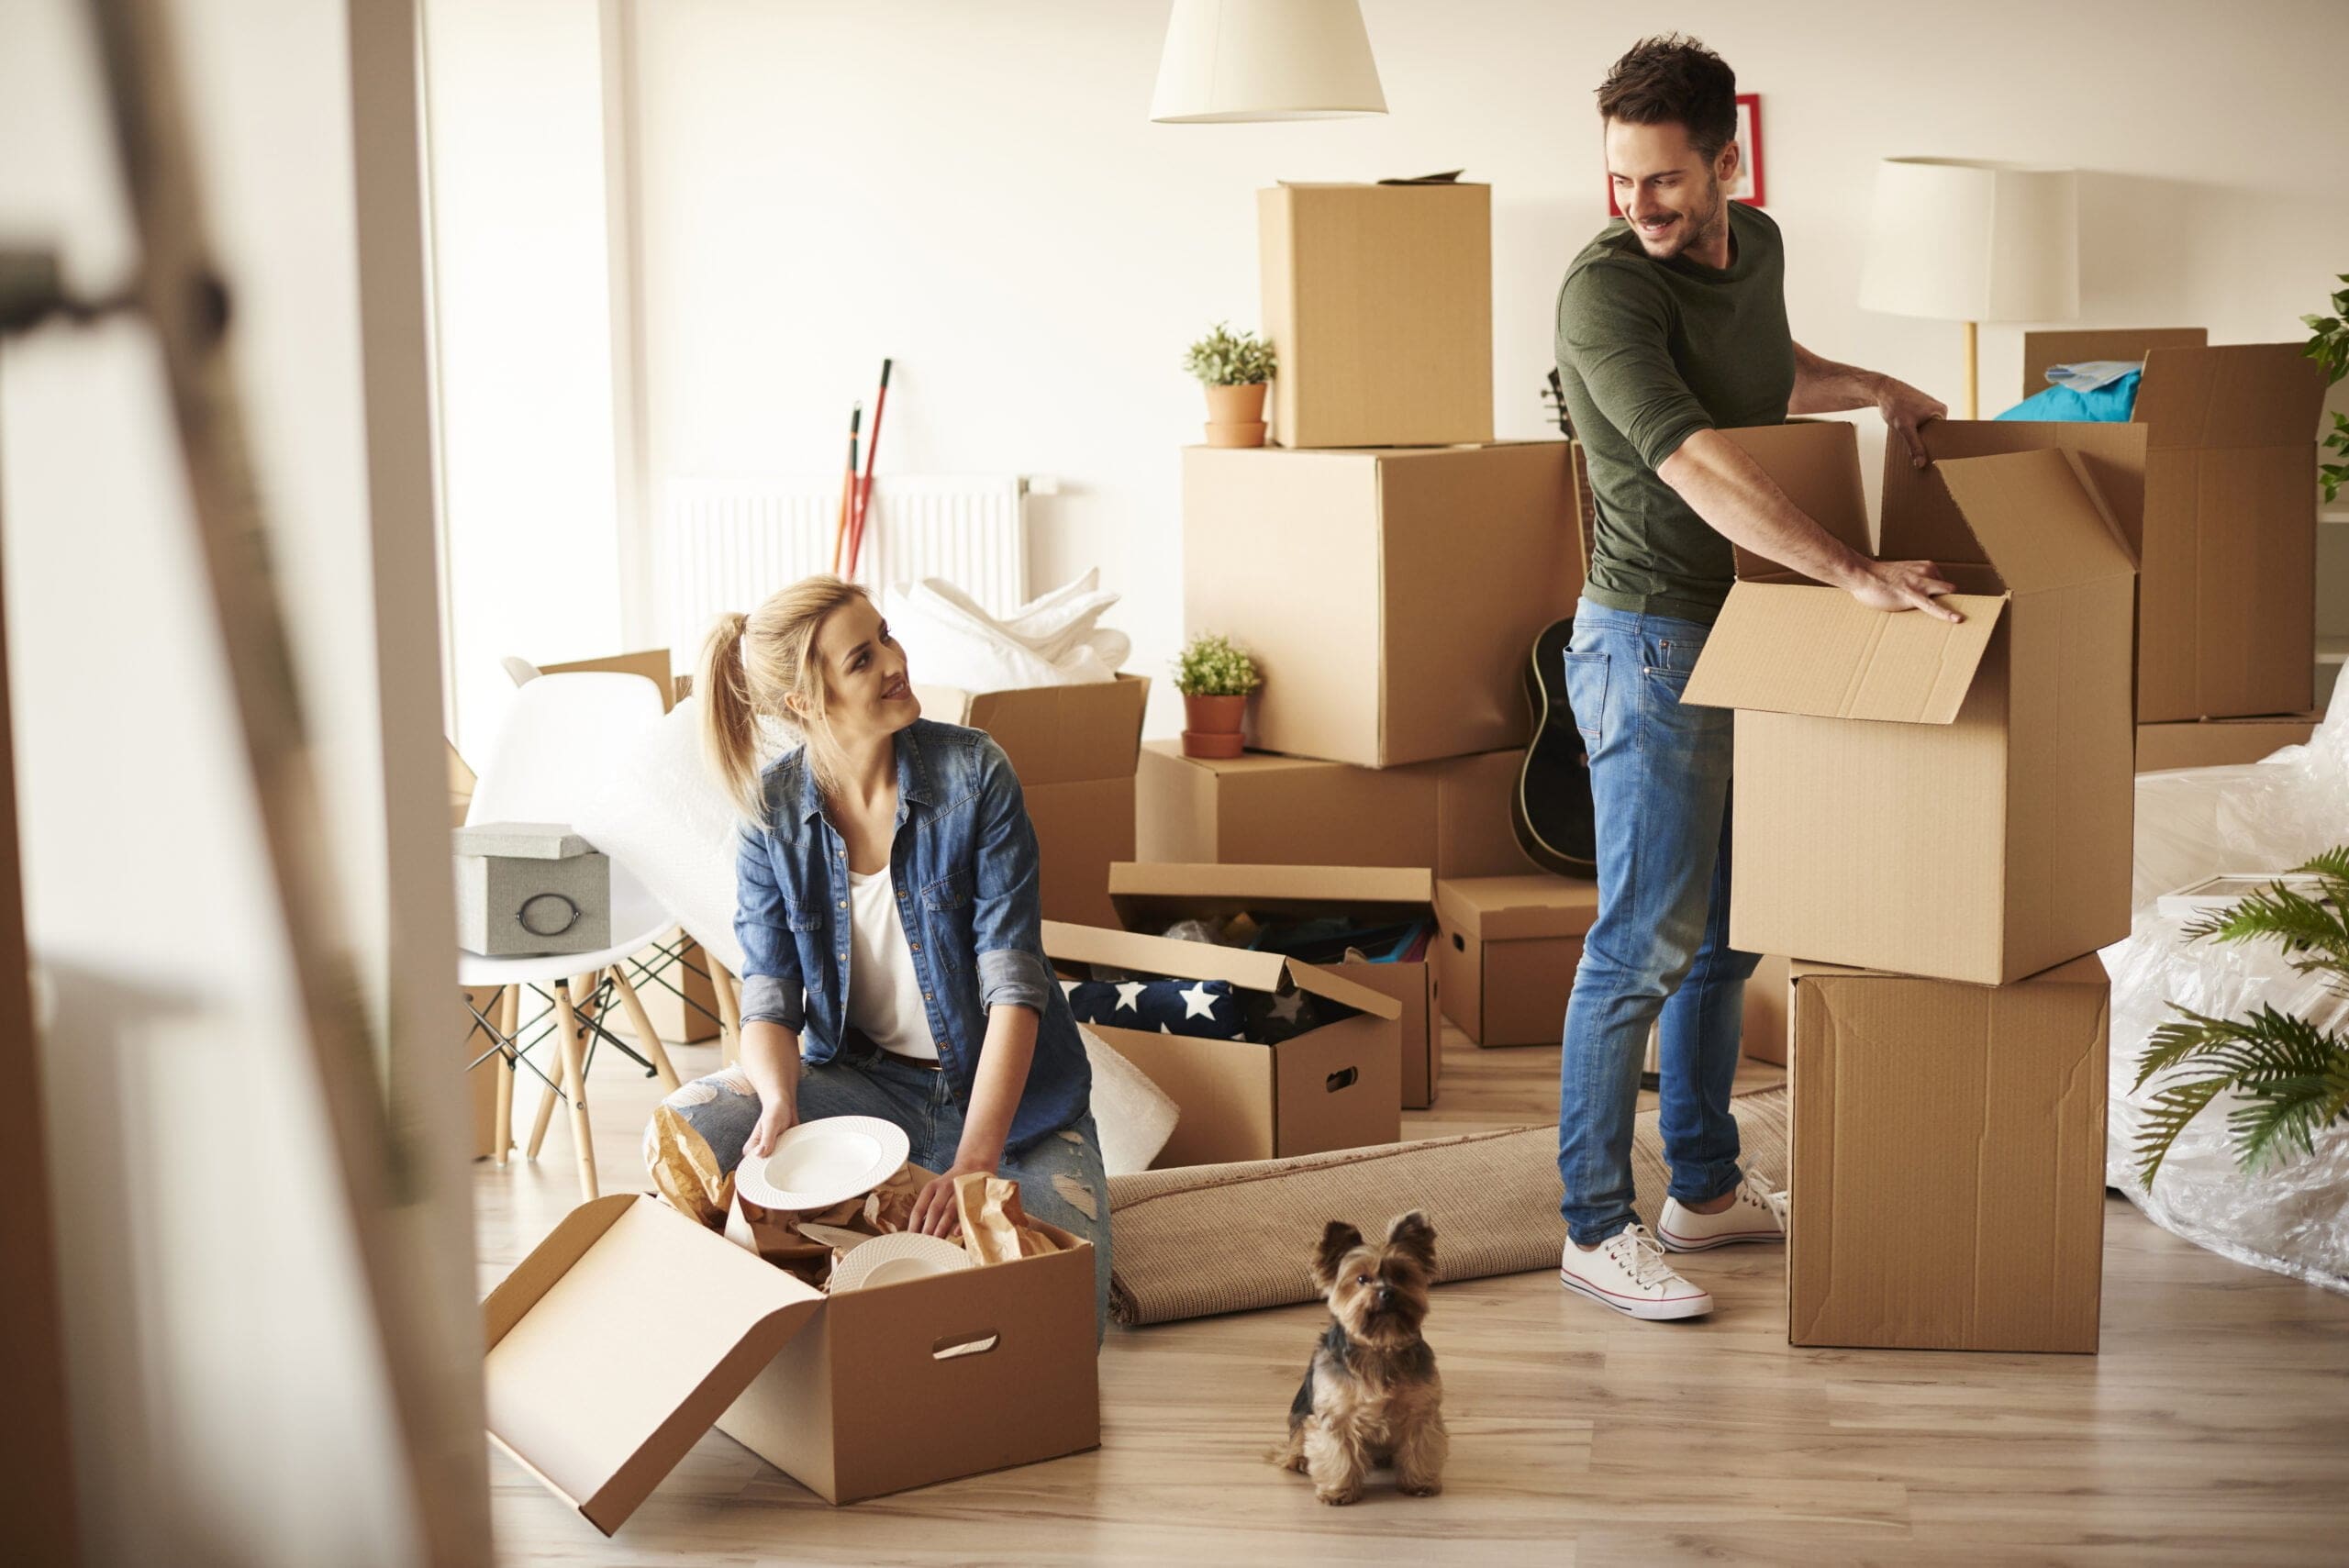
[1857,158,2079,418]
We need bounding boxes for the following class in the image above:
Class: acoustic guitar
[1511,372,1598,879]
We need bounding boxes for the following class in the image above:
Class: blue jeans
[1555,602,1759,1247]
[652,1042,1113,1338]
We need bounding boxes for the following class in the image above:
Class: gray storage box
[453,821,611,957]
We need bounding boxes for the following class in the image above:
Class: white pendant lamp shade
[1151,0,1387,123]
[1857,158,2079,323]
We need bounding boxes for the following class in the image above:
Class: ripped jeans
[651,1037,1113,1337]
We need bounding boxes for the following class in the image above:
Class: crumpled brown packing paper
[951,1172,1062,1267]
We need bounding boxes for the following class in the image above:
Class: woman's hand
[742,1095,799,1162]
[908,1158,996,1238]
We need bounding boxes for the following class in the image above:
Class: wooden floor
[475,1024,2349,1566]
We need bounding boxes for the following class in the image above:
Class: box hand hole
[1324,1067,1358,1094]
[932,1329,1001,1361]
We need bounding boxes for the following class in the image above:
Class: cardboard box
[1136,742,1532,879]
[1184,443,1584,768]
[1107,862,1442,1109]
[484,1194,1098,1529]
[916,674,1150,928]
[1432,875,1601,1047]
[1684,423,2137,985]
[460,983,507,1160]
[1742,952,1790,1067]
[2135,712,2323,773]
[1965,332,2328,721]
[1787,958,2109,1352]
[632,933,724,1046]
[1044,918,1401,1167]
[1258,181,1492,449]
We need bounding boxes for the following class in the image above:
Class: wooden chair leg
[607,962,681,1093]
[493,983,518,1166]
[550,977,598,1202]
[710,955,742,1068]
[525,972,596,1162]
[524,984,561,1161]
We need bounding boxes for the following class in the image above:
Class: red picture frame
[1606,92,1765,216]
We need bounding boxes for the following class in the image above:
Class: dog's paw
[1315,1486,1361,1507]
[1397,1478,1443,1497]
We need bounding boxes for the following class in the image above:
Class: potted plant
[1174,631,1262,759]
[2300,272,2347,502]
[1183,322,1277,449]
[2132,847,2349,1186]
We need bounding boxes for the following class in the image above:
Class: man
[1552,34,1959,1320]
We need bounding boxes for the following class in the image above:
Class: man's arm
[1789,340,1948,470]
[1657,429,1961,621]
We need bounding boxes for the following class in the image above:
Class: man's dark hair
[1596,34,1737,162]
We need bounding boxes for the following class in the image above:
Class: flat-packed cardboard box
[1787,958,2109,1352]
[1136,741,1532,879]
[916,673,1150,928]
[2135,712,2323,773]
[484,1194,1098,1529]
[1107,862,1443,1110]
[1432,875,1602,1047]
[2016,331,2325,721]
[1184,443,1583,769]
[1044,918,1401,1167]
[1684,423,2137,985]
[1259,181,1492,449]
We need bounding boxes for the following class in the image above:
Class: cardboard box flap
[1792,953,2110,988]
[1682,583,2006,723]
[1720,422,1872,579]
[2019,327,2208,397]
[1877,420,2148,566]
[484,1195,824,1536]
[1108,862,1434,925]
[2129,342,2328,450]
[912,673,1149,785]
[1432,875,1602,940]
[1041,918,1400,1019]
[1933,448,2137,590]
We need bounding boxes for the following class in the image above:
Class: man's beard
[1640,177,1727,261]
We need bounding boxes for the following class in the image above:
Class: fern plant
[2132,846,2349,1186]
[2302,274,2347,502]
[1182,322,1276,387]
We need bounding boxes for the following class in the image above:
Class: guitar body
[1513,616,1598,878]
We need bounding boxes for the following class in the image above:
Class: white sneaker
[1658,1174,1789,1253]
[1558,1223,1713,1320]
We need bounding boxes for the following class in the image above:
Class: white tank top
[845,868,941,1062]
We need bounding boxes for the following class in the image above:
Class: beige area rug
[1106,1087,1790,1327]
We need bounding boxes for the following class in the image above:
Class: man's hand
[1877,378,1947,470]
[742,1096,799,1161]
[908,1159,996,1238]
[1845,558,1963,623]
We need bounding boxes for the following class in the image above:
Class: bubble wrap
[2102,679,2349,1292]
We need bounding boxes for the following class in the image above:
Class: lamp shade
[1150,0,1386,123]
[1857,158,2078,323]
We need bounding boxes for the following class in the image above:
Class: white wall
[0,1,484,1562]
[615,0,2348,734]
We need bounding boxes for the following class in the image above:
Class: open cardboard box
[1432,875,1602,1047]
[1259,180,1493,450]
[1136,741,1531,879]
[1684,423,2137,985]
[1183,442,1584,769]
[1787,958,2109,1353]
[484,1194,1098,1530]
[1107,861,1440,1109]
[1043,917,1401,1167]
[2135,711,2324,773]
[916,674,1150,928]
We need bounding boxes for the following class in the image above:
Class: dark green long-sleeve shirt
[1553,201,1795,625]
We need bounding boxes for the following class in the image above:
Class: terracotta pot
[1180,728,1245,760]
[1183,693,1248,735]
[1202,382,1270,448]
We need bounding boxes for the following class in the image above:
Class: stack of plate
[733,1116,973,1291]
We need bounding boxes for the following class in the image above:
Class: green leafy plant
[1182,322,1276,387]
[2132,847,2349,1187]
[1173,631,1262,697]
[2301,274,2348,503]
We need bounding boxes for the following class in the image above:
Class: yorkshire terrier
[1271,1211,1449,1505]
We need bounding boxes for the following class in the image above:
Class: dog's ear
[1313,1220,1364,1290]
[1386,1210,1437,1274]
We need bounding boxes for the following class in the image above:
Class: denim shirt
[733,718,1092,1153]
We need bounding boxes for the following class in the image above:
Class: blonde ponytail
[696,574,874,826]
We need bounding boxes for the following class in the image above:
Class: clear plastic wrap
[2103,680,2349,1292]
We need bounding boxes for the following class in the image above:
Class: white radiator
[659,474,1030,651]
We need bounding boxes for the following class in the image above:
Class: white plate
[828,1231,974,1293]
[734,1115,910,1212]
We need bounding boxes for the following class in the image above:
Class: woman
[649,574,1111,1332]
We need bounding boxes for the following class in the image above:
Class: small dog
[1271,1210,1449,1505]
